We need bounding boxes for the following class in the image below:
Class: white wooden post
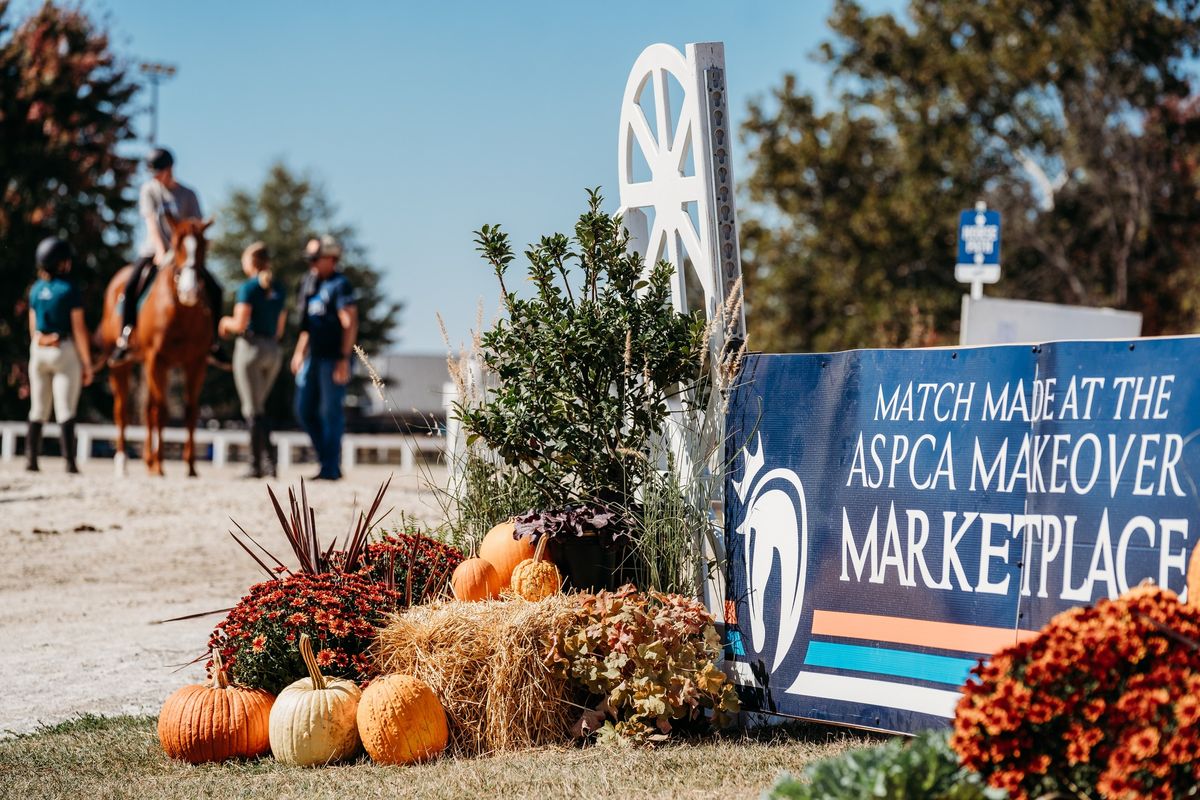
[76,428,91,464]
[211,437,228,468]
[278,439,293,472]
[616,41,747,622]
[1,428,14,461]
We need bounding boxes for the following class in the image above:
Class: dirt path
[0,458,445,737]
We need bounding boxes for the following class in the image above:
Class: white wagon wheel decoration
[617,43,708,312]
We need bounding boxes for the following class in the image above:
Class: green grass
[0,715,866,800]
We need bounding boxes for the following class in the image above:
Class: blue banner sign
[723,338,1200,734]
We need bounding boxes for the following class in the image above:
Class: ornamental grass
[372,595,580,756]
[952,584,1200,800]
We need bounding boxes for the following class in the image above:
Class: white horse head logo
[732,433,808,672]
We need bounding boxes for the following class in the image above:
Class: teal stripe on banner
[803,641,977,686]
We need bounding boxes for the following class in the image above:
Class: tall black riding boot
[109,258,152,367]
[204,272,232,370]
[62,418,79,474]
[260,417,277,478]
[25,421,43,472]
[242,417,264,479]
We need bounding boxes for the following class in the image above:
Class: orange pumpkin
[158,649,274,763]
[452,557,503,601]
[478,521,535,586]
[357,674,449,765]
[510,536,561,601]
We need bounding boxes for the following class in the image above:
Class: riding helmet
[146,147,175,171]
[35,236,73,269]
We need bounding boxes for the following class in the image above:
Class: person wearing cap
[290,234,358,480]
[109,147,230,369]
[26,237,94,473]
[219,242,287,478]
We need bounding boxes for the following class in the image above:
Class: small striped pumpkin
[510,536,561,601]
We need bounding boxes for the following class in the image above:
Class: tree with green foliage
[205,161,403,419]
[742,0,1200,353]
[0,0,139,418]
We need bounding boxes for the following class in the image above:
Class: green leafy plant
[550,584,739,743]
[459,188,706,515]
[764,730,1006,800]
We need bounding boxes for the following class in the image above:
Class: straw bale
[372,594,580,755]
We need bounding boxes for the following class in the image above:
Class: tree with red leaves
[0,1,139,418]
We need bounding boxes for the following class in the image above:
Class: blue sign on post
[955,206,1001,288]
[723,338,1200,734]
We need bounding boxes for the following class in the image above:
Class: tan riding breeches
[28,341,82,422]
[233,336,282,419]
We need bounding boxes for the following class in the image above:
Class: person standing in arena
[219,242,287,478]
[290,234,358,481]
[26,237,94,473]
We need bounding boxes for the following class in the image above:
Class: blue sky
[93,0,894,353]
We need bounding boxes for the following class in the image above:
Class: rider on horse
[108,147,230,369]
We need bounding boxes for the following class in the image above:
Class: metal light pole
[139,61,177,145]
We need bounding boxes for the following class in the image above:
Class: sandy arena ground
[0,457,445,737]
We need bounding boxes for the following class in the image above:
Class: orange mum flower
[952,587,1200,799]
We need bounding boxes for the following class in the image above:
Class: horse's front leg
[109,365,130,477]
[182,361,206,478]
[145,356,167,476]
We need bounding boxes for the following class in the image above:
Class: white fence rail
[0,421,444,472]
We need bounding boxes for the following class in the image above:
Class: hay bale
[372,594,580,755]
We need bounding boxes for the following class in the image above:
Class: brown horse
[98,216,215,476]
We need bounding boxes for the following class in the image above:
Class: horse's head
[164,214,214,307]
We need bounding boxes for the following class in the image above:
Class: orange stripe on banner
[811,610,1039,655]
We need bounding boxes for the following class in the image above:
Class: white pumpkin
[268,633,363,766]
